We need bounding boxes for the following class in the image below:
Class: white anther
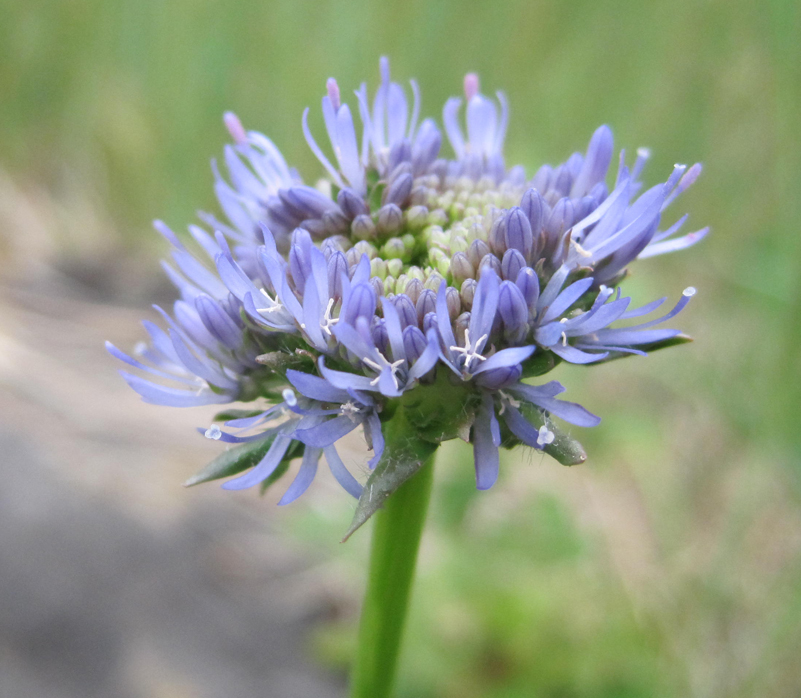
[282,388,297,406]
[537,425,555,447]
[683,287,696,297]
[340,401,363,423]
[133,341,148,356]
[205,425,222,440]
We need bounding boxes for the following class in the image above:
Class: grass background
[1,0,800,696]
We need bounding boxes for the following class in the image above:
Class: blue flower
[109,57,706,502]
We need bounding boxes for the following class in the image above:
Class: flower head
[109,58,706,519]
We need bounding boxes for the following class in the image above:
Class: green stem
[349,448,436,698]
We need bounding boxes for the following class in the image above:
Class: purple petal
[324,445,363,499]
[294,414,359,447]
[473,345,536,375]
[286,369,350,403]
[472,392,500,490]
[278,446,322,505]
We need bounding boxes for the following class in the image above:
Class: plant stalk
[348,449,436,698]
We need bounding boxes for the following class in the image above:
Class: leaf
[212,408,265,423]
[521,350,562,378]
[343,410,438,541]
[184,437,276,487]
[519,405,588,466]
[589,333,694,365]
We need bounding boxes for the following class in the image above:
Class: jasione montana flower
[108,57,706,517]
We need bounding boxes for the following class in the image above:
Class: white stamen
[449,329,488,378]
[362,355,405,389]
[321,298,339,336]
[497,390,521,415]
[133,341,148,356]
[561,331,568,346]
[282,388,297,407]
[205,425,222,440]
[571,238,593,258]
[537,425,555,447]
[340,401,363,423]
[683,287,696,297]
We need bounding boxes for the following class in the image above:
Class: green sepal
[184,435,304,490]
[343,408,438,541]
[184,436,277,487]
[212,408,265,423]
[594,333,693,364]
[521,350,562,378]
[518,404,588,466]
[369,182,386,213]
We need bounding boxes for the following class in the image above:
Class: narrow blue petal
[473,345,536,375]
[294,414,359,447]
[324,445,363,499]
[278,447,322,505]
[472,393,500,490]
[287,369,350,403]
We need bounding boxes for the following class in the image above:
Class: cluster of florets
[108,58,706,503]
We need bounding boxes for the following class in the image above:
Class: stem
[349,449,436,698]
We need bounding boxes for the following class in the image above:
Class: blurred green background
[1,0,800,696]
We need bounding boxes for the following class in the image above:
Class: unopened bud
[377,203,403,234]
[467,239,490,269]
[478,253,502,278]
[370,258,388,279]
[352,214,376,240]
[446,286,461,321]
[460,278,477,310]
[405,205,429,230]
[353,240,377,260]
[386,258,403,277]
[450,252,474,285]
[382,237,406,259]
[404,277,424,305]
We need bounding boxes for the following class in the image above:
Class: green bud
[401,233,416,251]
[424,271,444,292]
[406,266,425,282]
[427,208,449,227]
[370,257,388,279]
[451,235,468,254]
[354,240,377,260]
[405,205,429,230]
[382,237,406,259]
[386,258,403,277]
[384,274,396,291]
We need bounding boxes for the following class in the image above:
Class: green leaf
[343,409,438,541]
[519,404,588,466]
[368,182,386,212]
[184,436,276,487]
[521,350,562,378]
[590,333,694,365]
[212,408,265,422]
